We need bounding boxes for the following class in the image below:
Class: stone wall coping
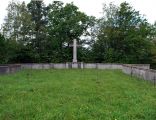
[123,64,156,72]
[0,64,21,67]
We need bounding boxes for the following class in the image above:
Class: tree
[47,1,93,62]
[27,0,48,62]
[2,1,32,43]
[0,34,7,63]
[2,0,21,40]
[92,2,153,63]
[1,0,36,63]
[149,22,156,68]
[0,33,22,64]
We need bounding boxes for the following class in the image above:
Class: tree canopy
[1,1,156,67]
[92,2,154,63]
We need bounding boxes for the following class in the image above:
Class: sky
[0,0,156,25]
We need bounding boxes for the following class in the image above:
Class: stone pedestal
[66,62,84,69]
[72,62,78,68]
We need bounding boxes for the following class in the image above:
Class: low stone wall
[1,63,153,84]
[21,63,154,84]
[0,64,21,74]
[122,65,156,84]
[125,64,150,69]
[97,63,123,69]
[21,63,125,69]
[22,63,67,69]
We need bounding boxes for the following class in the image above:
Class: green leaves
[47,1,92,62]
[1,1,156,64]
[92,2,153,64]
[0,34,7,63]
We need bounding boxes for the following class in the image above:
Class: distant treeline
[0,0,156,67]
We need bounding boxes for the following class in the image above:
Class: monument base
[72,62,78,68]
[66,62,84,69]
[72,59,77,63]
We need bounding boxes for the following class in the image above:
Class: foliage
[47,1,93,62]
[27,0,48,62]
[1,0,93,63]
[1,0,36,63]
[2,1,31,43]
[0,34,7,63]
[1,1,156,65]
[92,2,153,63]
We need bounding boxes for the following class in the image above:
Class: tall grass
[0,69,156,120]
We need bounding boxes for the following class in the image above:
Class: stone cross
[69,39,81,63]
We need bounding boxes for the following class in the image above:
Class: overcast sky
[0,0,156,25]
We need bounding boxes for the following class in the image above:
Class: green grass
[0,69,156,120]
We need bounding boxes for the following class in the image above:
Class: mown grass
[0,69,156,120]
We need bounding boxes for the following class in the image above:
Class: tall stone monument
[69,39,81,63]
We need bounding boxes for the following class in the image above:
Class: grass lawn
[0,69,156,120]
